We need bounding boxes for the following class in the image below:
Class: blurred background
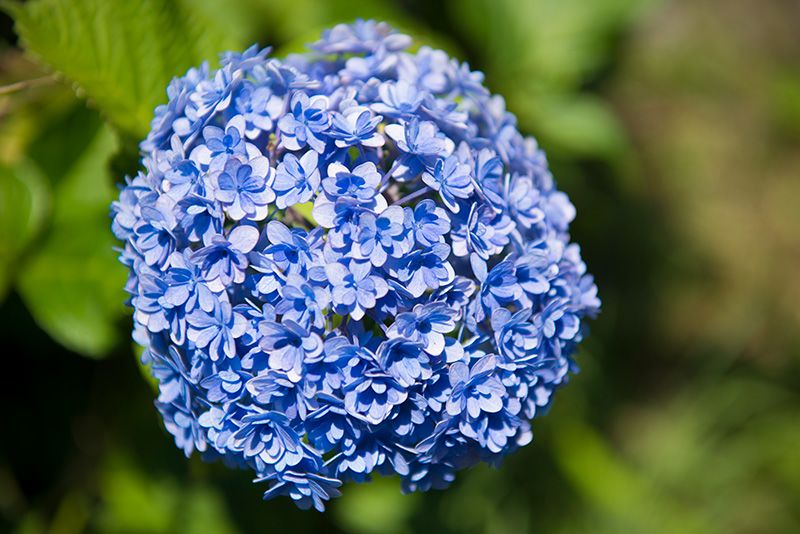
[1,0,799,532]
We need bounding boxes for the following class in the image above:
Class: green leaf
[769,71,800,138]
[179,486,237,534]
[0,159,49,299]
[17,124,128,357]
[4,0,252,137]
[98,455,179,534]
[448,0,645,159]
[520,95,627,158]
[97,454,237,534]
[552,420,711,533]
[291,201,316,225]
[334,476,419,534]
[451,0,650,91]
[25,100,105,188]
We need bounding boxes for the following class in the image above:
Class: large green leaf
[17,124,127,358]
[3,0,252,137]
[0,159,49,299]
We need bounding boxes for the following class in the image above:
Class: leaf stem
[0,74,58,96]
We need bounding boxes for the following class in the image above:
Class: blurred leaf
[334,477,419,534]
[245,0,459,59]
[17,124,127,357]
[247,0,404,47]
[25,101,105,188]
[97,454,236,534]
[183,0,263,49]
[97,456,179,533]
[13,513,46,534]
[179,486,237,534]
[449,0,646,158]
[3,0,252,137]
[552,420,710,533]
[49,492,90,534]
[0,159,49,299]
[437,462,533,534]
[769,72,800,139]
[451,0,649,90]
[524,95,627,158]
[292,201,316,225]
[0,53,77,164]
[619,378,800,533]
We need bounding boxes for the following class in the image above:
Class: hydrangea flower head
[112,20,600,511]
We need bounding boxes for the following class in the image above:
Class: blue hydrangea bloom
[273,151,320,209]
[113,20,600,511]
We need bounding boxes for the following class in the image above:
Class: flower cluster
[112,20,600,511]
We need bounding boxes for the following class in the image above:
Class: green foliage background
[1,0,798,532]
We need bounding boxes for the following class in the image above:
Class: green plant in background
[451,0,649,159]
[0,73,127,356]
[1,0,799,533]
